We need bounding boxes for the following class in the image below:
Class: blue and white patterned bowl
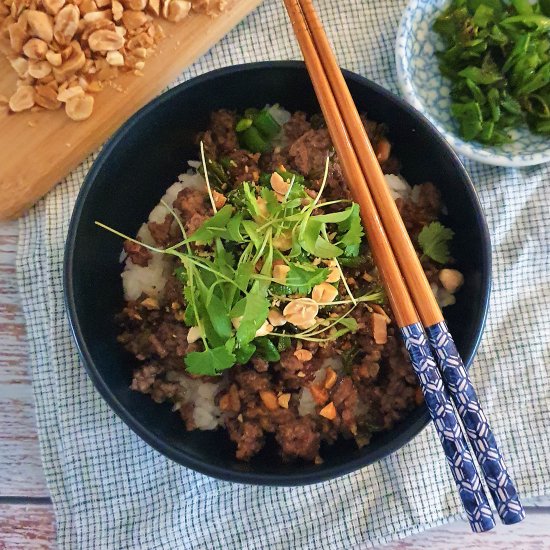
[395,0,550,167]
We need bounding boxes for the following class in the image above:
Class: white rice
[121,172,206,301]
[384,173,412,201]
[165,371,223,430]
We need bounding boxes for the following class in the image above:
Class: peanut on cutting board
[0,0,228,121]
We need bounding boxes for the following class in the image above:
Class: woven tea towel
[16,0,549,547]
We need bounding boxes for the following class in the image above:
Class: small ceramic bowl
[396,0,550,167]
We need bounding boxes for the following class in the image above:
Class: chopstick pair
[282,0,525,532]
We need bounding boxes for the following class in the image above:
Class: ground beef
[225,149,261,183]
[123,239,152,266]
[288,128,332,177]
[284,111,311,141]
[275,417,320,461]
[200,109,239,157]
[148,214,174,247]
[118,109,450,464]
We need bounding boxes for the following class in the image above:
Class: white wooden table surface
[1,219,548,548]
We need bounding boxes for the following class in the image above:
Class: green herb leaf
[299,218,343,258]
[253,337,281,362]
[418,222,455,264]
[337,203,364,257]
[185,346,236,376]
[235,283,270,346]
[186,205,234,243]
[235,342,256,364]
[284,262,330,293]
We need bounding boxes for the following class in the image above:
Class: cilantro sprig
[97,150,378,376]
[418,221,455,264]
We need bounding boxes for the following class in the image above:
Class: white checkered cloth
[16,0,550,547]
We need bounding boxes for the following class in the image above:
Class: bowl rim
[395,0,550,168]
[64,60,492,486]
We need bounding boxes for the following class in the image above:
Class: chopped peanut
[319,401,337,420]
[186,326,201,344]
[278,393,291,409]
[140,297,159,310]
[255,321,273,337]
[212,190,227,209]
[326,265,340,283]
[259,390,279,411]
[270,171,290,195]
[438,269,464,294]
[272,264,290,284]
[372,313,388,345]
[311,282,338,304]
[283,298,318,330]
[324,367,337,390]
[294,349,313,362]
[268,308,286,327]
[309,385,329,405]
[371,304,391,324]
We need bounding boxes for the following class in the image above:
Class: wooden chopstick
[281,0,497,533]
[296,0,442,326]
[284,0,525,530]
[293,0,525,527]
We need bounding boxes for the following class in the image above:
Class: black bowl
[64,61,491,485]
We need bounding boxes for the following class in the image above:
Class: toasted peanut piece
[23,38,48,59]
[86,79,103,93]
[186,326,201,343]
[147,0,160,16]
[438,269,464,294]
[88,29,125,51]
[8,20,28,53]
[122,9,148,29]
[372,313,388,345]
[294,348,312,362]
[111,0,124,20]
[106,50,124,66]
[270,171,290,195]
[79,0,98,14]
[325,265,340,283]
[268,308,286,327]
[277,393,291,409]
[9,85,35,112]
[259,390,279,411]
[65,93,94,121]
[272,231,292,251]
[57,84,85,102]
[371,304,391,324]
[45,50,62,66]
[42,0,66,15]
[212,190,226,209]
[28,59,52,79]
[319,401,336,420]
[162,0,191,22]
[375,138,391,164]
[283,298,318,330]
[140,297,159,310]
[324,367,337,390]
[123,0,147,9]
[255,320,273,337]
[84,10,114,23]
[272,264,290,285]
[53,5,79,46]
[230,316,242,329]
[96,0,112,7]
[311,282,338,304]
[309,385,329,405]
[8,56,28,77]
[35,85,61,110]
[26,10,54,42]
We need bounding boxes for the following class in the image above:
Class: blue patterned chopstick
[426,321,525,525]
[401,323,496,532]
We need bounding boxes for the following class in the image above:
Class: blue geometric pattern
[426,321,526,525]
[395,0,550,167]
[400,323,496,532]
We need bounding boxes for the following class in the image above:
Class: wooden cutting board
[0,0,262,220]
